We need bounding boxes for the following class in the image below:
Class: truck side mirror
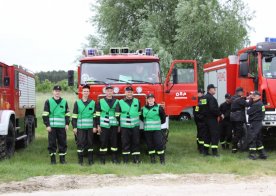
[4,76,10,86]
[68,70,74,86]
[172,68,178,84]
[239,61,249,77]
[239,52,248,61]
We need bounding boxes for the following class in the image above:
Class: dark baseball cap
[105,84,113,90]
[53,85,62,91]
[236,87,244,92]
[147,93,155,98]
[225,93,231,99]
[198,88,205,93]
[125,86,133,91]
[252,91,261,96]
[82,84,90,90]
[207,84,216,90]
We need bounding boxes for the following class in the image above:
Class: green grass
[1,92,276,182]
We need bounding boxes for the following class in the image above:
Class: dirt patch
[1,174,276,195]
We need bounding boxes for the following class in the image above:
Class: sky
[0,0,275,72]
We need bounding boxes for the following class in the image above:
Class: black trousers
[232,121,244,148]
[76,129,94,152]
[195,119,207,145]
[144,131,164,154]
[121,126,140,155]
[203,118,219,149]
[248,121,264,150]
[219,119,232,144]
[100,126,119,154]
[48,127,67,155]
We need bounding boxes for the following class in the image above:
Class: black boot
[203,146,210,156]
[199,144,204,154]
[159,154,165,165]
[50,154,56,165]
[150,154,156,164]
[100,154,106,165]
[88,152,94,165]
[60,155,66,164]
[112,153,120,164]
[212,148,219,157]
[258,149,268,160]
[78,152,83,165]
[123,155,129,164]
[133,155,141,164]
[248,150,257,160]
[232,145,238,153]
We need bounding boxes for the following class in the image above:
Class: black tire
[0,120,15,159]
[18,115,35,148]
[178,113,191,121]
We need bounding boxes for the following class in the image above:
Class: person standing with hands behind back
[141,94,166,164]
[42,85,70,164]
[72,84,97,165]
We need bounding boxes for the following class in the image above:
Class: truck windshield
[80,62,161,84]
[262,54,276,78]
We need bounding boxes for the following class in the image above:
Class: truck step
[16,134,27,141]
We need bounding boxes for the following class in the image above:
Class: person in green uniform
[72,84,97,165]
[95,85,120,164]
[141,94,166,164]
[116,86,141,163]
[42,85,70,164]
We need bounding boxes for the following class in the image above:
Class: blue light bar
[145,48,153,56]
[265,37,276,43]
[87,48,97,56]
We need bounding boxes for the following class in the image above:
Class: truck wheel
[6,120,15,157]
[0,120,15,159]
[178,113,191,121]
[19,115,35,148]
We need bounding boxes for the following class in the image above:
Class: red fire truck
[68,48,198,131]
[0,62,36,159]
[203,39,276,135]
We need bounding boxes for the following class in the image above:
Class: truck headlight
[136,86,142,94]
[114,87,119,94]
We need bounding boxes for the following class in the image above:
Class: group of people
[194,84,267,160]
[42,85,166,165]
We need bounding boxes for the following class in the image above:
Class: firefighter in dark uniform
[247,91,267,160]
[230,87,249,153]
[116,86,141,164]
[72,84,97,165]
[95,85,120,164]
[193,88,207,154]
[219,93,232,149]
[203,84,221,156]
[141,94,166,164]
[42,85,70,164]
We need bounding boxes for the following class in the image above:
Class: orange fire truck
[0,62,36,159]
[68,48,198,132]
[204,39,276,136]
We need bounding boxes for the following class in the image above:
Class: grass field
[1,92,276,182]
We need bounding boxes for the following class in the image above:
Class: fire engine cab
[203,38,276,135]
[68,48,198,130]
[0,62,36,159]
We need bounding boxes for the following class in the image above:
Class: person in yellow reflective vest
[95,85,120,164]
[72,84,97,165]
[115,86,141,163]
[141,94,166,164]
[42,85,70,164]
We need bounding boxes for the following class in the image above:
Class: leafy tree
[90,0,253,86]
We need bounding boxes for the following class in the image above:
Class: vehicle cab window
[248,52,258,77]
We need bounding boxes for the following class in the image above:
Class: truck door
[164,60,198,116]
